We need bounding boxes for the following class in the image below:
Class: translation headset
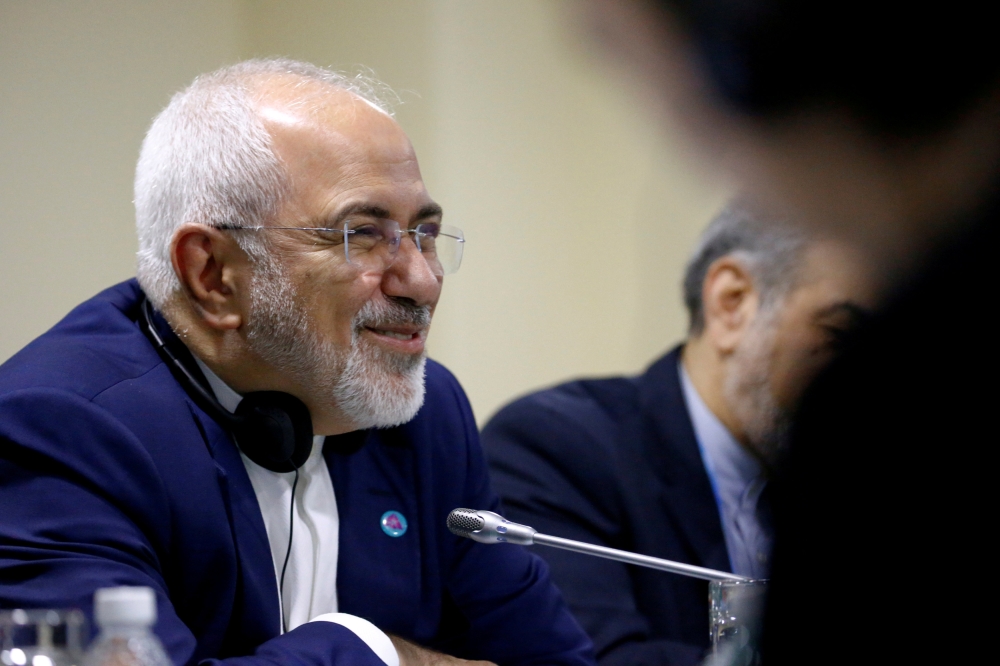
[139,297,314,473]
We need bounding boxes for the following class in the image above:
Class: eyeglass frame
[215,218,465,276]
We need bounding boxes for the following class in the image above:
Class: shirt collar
[194,356,243,414]
[192,356,326,467]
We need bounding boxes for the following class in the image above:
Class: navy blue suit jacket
[482,348,729,666]
[0,280,594,666]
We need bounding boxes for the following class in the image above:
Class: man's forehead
[244,73,434,220]
[794,240,877,310]
[253,79,411,167]
[801,241,865,284]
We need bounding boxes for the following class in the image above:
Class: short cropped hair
[134,58,397,308]
[683,200,807,335]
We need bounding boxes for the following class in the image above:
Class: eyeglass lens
[343,219,464,276]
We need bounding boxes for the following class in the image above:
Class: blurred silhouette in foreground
[578,0,1000,663]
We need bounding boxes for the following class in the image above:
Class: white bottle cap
[94,586,157,627]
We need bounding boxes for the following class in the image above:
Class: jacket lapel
[327,429,421,637]
[637,348,732,572]
[190,406,282,647]
[140,298,281,651]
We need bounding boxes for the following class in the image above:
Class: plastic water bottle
[83,587,172,666]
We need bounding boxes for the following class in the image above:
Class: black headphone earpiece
[233,391,313,472]
[139,298,314,473]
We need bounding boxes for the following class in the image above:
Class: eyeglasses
[218,219,465,276]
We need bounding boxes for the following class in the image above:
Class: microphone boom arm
[447,508,749,582]
[531,533,747,582]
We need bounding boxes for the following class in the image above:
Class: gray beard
[244,256,429,430]
[722,308,791,467]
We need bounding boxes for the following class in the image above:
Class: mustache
[353,297,432,331]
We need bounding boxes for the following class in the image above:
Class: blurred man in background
[484,202,873,665]
[579,0,1000,663]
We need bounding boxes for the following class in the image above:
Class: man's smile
[351,296,432,356]
[362,325,427,353]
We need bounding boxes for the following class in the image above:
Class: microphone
[447,508,749,582]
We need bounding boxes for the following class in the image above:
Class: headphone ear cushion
[233,391,314,473]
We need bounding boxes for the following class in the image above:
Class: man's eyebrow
[331,203,392,226]
[815,301,870,325]
[414,203,443,221]
[328,202,443,227]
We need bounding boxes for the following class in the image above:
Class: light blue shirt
[679,362,772,579]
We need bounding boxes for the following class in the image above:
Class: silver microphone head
[447,508,486,536]
[446,508,537,545]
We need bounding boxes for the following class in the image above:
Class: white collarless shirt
[679,363,773,579]
[194,358,398,666]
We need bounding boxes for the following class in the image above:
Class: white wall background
[0,0,728,424]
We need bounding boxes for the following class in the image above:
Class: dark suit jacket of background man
[0,279,594,666]
[483,348,727,666]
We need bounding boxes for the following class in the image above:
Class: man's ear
[170,224,245,330]
[701,256,759,355]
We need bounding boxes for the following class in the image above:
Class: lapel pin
[380,510,408,537]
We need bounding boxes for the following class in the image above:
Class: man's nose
[381,235,442,306]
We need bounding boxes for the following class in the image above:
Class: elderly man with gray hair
[483,200,874,665]
[0,59,593,666]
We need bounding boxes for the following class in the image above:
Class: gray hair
[683,199,808,335]
[134,58,398,308]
